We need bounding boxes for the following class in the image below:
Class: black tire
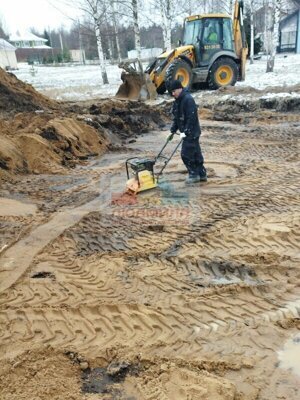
[208,57,238,90]
[165,58,193,94]
[156,82,166,95]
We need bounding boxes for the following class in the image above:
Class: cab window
[223,18,234,51]
[203,19,221,44]
[183,19,202,45]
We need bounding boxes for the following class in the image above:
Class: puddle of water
[278,333,300,376]
[0,198,37,216]
[88,152,136,169]
[82,362,139,397]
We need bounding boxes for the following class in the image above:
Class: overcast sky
[0,0,81,33]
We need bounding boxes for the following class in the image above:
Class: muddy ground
[0,70,300,399]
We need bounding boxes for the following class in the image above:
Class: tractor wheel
[165,59,193,93]
[208,57,238,90]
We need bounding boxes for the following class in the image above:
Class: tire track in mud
[0,155,133,294]
[0,198,106,294]
[1,207,299,357]
[1,294,300,360]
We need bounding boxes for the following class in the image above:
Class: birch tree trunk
[131,0,142,65]
[112,1,121,62]
[94,13,109,84]
[160,0,172,51]
[266,0,280,72]
[103,9,114,61]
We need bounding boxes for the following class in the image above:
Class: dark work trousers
[181,137,205,177]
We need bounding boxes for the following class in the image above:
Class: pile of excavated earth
[0,68,168,180]
[0,67,300,400]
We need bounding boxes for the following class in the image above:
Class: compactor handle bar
[155,137,183,178]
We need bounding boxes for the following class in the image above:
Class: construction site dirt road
[0,70,299,400]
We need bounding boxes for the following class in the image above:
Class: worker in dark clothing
[168,80,207,184]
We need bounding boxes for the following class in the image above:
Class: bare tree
[147,0,186,50]
[50,0,109,83]
[159,0,172,51]
[90,1,109,83]
[249,1,255,63]
[265,0,282,72]
[112,0,142,62]
[111,1,121,62]
[131,0,142,59]
[206,0,232,13]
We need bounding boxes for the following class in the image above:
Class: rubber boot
[185,175,201,184]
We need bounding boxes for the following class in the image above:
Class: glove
[179,132,186,139]
[167,133,174,142]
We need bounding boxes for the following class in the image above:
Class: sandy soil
[0,68,300,399]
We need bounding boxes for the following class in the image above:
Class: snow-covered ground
[237,53,300,90]
[13,63,123,101]
[12,53,300,102]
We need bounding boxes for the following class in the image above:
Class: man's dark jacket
[170,89,201,139]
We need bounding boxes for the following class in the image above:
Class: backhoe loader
[116,0,247,99]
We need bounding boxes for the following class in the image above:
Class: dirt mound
[216,83,300,96]
[0,98,169,179]
[0,66,169,179]
[197,84,300,123]
[0,348,83,400]
[83,99,168,139]
[0,67,57,114]
[0,116,108,176]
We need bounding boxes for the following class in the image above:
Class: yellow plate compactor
[126,137,182,194]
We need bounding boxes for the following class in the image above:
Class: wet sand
[1,102,300,399]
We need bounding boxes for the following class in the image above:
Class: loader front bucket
[116,59,157,101]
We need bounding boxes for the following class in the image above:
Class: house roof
[9,31,48,42]
[280,8,300,27]
[0,38,16,51]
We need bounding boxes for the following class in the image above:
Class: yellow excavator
[116,0,247,99]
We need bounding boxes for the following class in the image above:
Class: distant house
[254,3,300,54]
[9,31,52,63]
[0,38,18,70]
[9,31,51,49]
[279,9,300,53]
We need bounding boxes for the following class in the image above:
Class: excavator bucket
[116,59,157,101]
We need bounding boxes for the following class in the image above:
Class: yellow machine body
[150,45,195,90]
[126,170,158,194]
[117,1,247,98]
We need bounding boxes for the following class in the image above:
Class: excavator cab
[184,17,232,66]
[198,18,234,63]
